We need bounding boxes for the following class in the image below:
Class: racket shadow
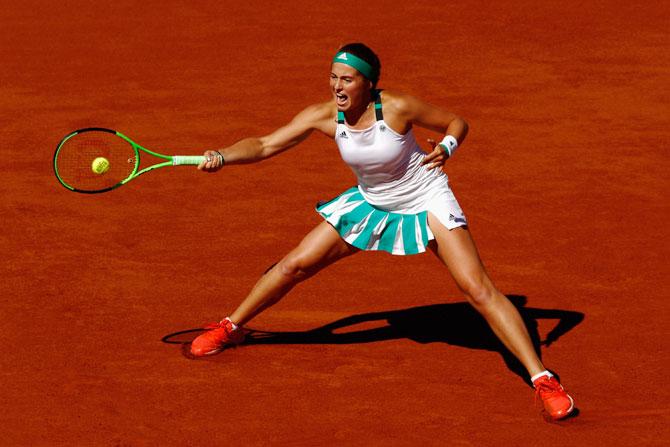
[163,295,584,383]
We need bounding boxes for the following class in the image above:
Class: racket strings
[55,132,137,192]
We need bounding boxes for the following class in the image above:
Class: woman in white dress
[191,43,575,420]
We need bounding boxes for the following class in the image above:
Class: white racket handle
[172,155,206,165]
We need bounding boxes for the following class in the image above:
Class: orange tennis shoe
[533,375,575,420]
[190,318,245,357]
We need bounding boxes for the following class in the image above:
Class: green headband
[332,51,375,80]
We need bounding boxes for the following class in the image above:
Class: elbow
[458,118,469,142]
[257,137,274,160]
[445,117,468,143]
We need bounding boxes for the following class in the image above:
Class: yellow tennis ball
[91,157,110,174]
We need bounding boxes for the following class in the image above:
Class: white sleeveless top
[334,117,466,228]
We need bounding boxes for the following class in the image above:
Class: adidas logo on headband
[332,51,374,80]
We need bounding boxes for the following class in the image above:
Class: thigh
[427,213,490,290]
[284,220,359,271]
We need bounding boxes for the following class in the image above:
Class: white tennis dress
[316,92,467,255]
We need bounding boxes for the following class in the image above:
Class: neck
[344,90,374,125]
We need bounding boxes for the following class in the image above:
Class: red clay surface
[2,1,668,445]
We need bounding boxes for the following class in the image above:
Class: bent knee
[278,255,310,281]
[461,278,496,308]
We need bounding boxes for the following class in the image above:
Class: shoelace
[203,321,243,336]
[534,378,561,403]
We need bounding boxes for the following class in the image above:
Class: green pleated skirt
[316,186,436,255]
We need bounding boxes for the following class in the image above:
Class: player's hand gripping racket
[53,127,206,193]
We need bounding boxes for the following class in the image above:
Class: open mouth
[335,93,348,107]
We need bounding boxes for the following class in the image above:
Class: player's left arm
[385,91,469,170]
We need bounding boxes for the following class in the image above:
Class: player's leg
[230,220,358,326]
[427,216,544,375]
[190,221,357,356]
[427,214,574,419]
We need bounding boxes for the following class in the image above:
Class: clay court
[2,0,668,445]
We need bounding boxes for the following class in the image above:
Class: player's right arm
[198,102,335,171]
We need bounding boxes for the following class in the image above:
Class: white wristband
[438,135,459,157]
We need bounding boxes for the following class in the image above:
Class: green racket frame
[53,127,205,194]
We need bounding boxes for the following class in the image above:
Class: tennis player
[193,43,575,420]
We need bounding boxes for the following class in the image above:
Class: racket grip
[172,155,206,165]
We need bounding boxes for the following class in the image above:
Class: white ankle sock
[531,370,553,384]
[224,317,239,331]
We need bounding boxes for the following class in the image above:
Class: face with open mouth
[330,62,372,113]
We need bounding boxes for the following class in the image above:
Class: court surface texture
[1,1,668,445]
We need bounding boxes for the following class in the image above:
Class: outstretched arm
[198,102,334,171]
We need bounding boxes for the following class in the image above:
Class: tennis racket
[53,127,206,194]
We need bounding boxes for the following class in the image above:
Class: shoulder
[293,101,336,125]
[290,100,337,135]
[381,90,462,133]
[379,90,423,116]
[377,90,424,133]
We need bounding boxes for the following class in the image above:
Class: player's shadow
[163,295,583,385]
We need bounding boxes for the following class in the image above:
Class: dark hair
[337,42,381,88]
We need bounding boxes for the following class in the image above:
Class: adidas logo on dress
[339,131,348,139]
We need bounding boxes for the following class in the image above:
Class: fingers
[197,156,208,170]
[197,150,224,172]
[421,138,447,170]
[422,147,446,170]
